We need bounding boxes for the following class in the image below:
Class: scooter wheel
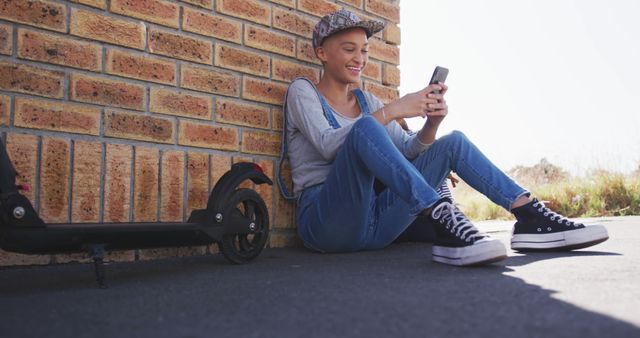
[219,188,270,264]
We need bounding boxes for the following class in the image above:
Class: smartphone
[429,66,449,93]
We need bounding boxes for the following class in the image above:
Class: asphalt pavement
[1,216,639,338]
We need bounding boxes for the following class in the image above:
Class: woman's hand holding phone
[386,82,448,121]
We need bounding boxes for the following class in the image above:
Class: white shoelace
[432,201,481,242]
[533,200,581,227]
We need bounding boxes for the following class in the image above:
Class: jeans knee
[349,115,387,141]
[439,130,469,147]
[353,114,381,131]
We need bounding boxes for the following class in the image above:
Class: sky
[399,0,640,176]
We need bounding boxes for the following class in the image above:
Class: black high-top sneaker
[429,198,507,266]
[511,198,609,251]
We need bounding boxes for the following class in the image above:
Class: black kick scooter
[0,139,272,287]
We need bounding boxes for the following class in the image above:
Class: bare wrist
[384,102,399,120]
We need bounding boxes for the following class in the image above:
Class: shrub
[452,161,640,220]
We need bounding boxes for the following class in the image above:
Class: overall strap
[352,88,371,115]
[277,77,333,200]
[277,79,372,200]
[317,95,341,129]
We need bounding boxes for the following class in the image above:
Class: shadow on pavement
[0,243,638,338]
[504,250,622,267]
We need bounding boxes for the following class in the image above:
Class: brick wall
[0,0,401,266]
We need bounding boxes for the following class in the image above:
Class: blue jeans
[296,116,528,253]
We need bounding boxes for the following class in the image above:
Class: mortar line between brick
[178,5,184,32]
[65,1,71,35]
[101,45,107,74]
[207,152,212,196]
[156,149,163,222]
[8,94,15,128]
[98,142,106,223]
[11,23,17,61]
[68,139,74,223]
[129,146,136,222]
[35,136,42,214]
[182,151,188,222]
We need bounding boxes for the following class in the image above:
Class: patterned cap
[312,9,385,49]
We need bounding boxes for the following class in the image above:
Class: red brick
[6,133,38,204]
[274,189,294,229]
[210,154,231,189]
[0,23,12,55]
[0,0,66,32]
[138,247,177,260]
[362,60,381,81]
[339,0,363,9]
[40,137,70,223]
[368,38,399,64]
[69,0,107,10]
[55,250,135,264]
[150,87,212,120]
[133,147,159,222]
[268,231,302,248]
[149,28,212,64]
[365,0,400,23]
[182,7,242,44]
[270,0,294,7]
[104,109,174,143]
[214,44,270,78]
[383,23,400,45]
[72,140,102,222]
[180,64,240,97]
[182,0,213,9]
[70,73,145,111]
[14,97,101,135]
[255,158,274,225]
[160,150,184,222]
[364,81,398,104]
[187,152,209,214]
[272,58,320,83]
[17,29,102,71]
[298,0,340,17]
[111,0,179,28]
[272,106,283,131]
[106,49,176,85]
[242,130,281,156]
[382,64,400,86]
[242,77,288,105]
[273,7,314,39]
[217,0,270,26]
[0,61,63,98]
[178,120,238,151]
[296,40,320,65]
[216,98,269,129]
[0,94,9,126]
[104,144,132,222]
[70,8,146,50]
[139,245,206,260]
[176,245,207,257]
[245,24,295,57]
[0,249,49,266]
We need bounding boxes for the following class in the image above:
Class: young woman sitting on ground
[278,10,608,266]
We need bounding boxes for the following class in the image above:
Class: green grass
[452,169,640,221]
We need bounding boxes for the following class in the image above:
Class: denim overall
[277,79,528,252]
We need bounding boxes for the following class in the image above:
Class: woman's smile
[347,65,362,76]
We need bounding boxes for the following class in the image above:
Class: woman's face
[316,28,369,84]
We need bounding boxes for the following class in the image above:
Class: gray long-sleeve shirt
[286,78,431,196]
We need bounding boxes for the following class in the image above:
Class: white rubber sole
[432,238,507,266]
[511,224,609,251]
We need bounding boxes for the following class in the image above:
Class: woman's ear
[315,46,328,63]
